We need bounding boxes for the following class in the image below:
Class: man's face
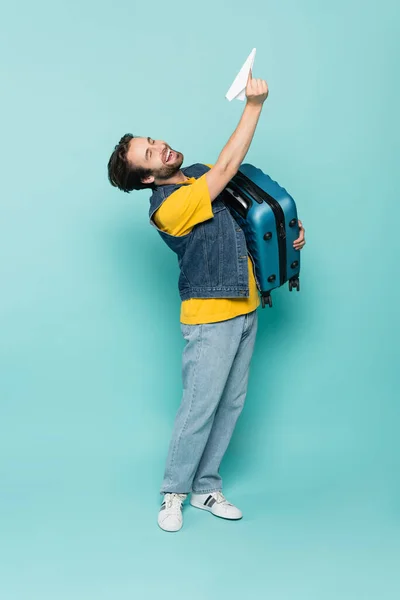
[126,137,184,185]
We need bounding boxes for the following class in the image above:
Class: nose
[155,141,168,160]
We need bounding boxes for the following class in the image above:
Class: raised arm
[205,70,269,201]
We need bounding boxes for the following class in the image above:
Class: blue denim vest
[148,163,249,301]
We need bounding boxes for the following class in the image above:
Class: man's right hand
[245,69,269,105]
[205,69,268,202]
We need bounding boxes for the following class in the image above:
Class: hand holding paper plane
[226,48,256,101]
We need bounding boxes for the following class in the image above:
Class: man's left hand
[293,219,306,251]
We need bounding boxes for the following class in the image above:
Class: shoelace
[164,493,186,515]
[215,491,232,506]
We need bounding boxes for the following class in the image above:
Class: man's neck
[154,170,188,187]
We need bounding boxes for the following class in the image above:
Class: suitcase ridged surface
[224,164,301,305]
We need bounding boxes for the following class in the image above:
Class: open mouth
[163,148,176,164]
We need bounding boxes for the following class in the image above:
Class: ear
[141,174,155,185]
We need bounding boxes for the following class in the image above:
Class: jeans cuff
[191,487,222,495]
[160,490,189,496]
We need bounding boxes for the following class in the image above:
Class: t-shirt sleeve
[153,174,214,237]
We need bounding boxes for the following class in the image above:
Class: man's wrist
[245,101,263,113]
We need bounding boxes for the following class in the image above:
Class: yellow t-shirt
[153,165,260,325]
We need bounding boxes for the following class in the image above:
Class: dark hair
[107,134,155,193]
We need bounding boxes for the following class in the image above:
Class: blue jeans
[160,310,258,494]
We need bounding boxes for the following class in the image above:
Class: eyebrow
[145,137,152,160]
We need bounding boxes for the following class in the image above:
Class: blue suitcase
[223,164,301,308]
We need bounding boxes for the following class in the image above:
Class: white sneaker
[190,491,242,520]
[157,493,187,532]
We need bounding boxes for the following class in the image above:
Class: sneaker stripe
[208,497,216,507]
[204,495,212,506]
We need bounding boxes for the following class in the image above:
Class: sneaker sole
[190,500,242,520]
[157,521,183,533]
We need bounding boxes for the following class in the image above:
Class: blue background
[1,0,399,598]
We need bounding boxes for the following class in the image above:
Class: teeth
[166,149,171,162]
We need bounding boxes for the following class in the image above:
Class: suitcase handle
[224,186,251,218]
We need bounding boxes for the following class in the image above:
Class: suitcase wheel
[261,294,273,308]
[289,277,300,292]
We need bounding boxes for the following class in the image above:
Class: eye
[147,138,155,159]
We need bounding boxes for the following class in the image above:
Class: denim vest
[148,163,249,301]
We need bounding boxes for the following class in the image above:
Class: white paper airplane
[225,48,256,101]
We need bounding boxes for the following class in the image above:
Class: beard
[155,150,184,181]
